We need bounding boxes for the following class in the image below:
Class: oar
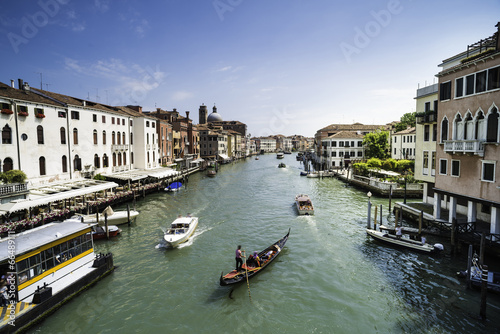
[243,251,252,301]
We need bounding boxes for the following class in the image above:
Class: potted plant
[35,113,45,118]
[18,111,29,117]
[1,108,13,114]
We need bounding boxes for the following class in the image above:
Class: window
[117,131,121,145]
[431,152,436,176]
[74,155,82,171]
[332,141,337,147]
[3,158,13,172]
[425,102,431,112]
[62,155,67,173]
[60,127,66,144]
[486,107,499,143]
[93,130,98,145]
[432,124,437,142]
[122,133,126,145]
[73,128,78,145]
[424,124,430,142]
[488,66,500,90]
[394,137,397,143]
[37,125,44,144]
[465,75,474,95]
[357,151,362,157]
[481,161,495,182]
[58,111,66,118]
[94,154,100,168]
[103,154,109,168]
[422,151,429,175]
[357,141,362,147]
[102,115,106,123]
[131,152,134,164]
[439,159,447,175]
[122,119,125,125]
[476,71,487,93]
[103,131,106,145]
[93,114,97,122]
[441,118,448,142]
[123,152,127,165]
[118,152,122,166]
[71,110,79,120]
[112,132,116,145]
[2,125,12,144]
[39,156,46,175]
[439,81,451,101]
[113,153,116,167]
[451,160,460,177]
[112,117,115,124]
[146,121,150,127]
[455,77,464,98]
[34,108,44,118]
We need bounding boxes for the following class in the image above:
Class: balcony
[111,144,128,152]
[416,111,437,124]
[444,140,484,157]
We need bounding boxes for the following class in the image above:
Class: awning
[0,180,118,214]
[148,168,180,179]
[191,158,204,164]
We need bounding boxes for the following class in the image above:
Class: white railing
[444,140,484,156]
[111,145,128,152]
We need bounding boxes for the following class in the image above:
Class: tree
[363,130,390,160]
[0,170,27,184]
[394,112,416,132]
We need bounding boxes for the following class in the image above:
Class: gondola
[219,229,290,286]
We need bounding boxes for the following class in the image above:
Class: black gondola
[220,229,290,286]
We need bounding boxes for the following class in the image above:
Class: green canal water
[28,154,500,334]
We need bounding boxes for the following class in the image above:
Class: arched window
[147,134,149,145]
[103,154,109,168]
[60,127,66,144]
[464,111,474,140]
[123,152,127,165]
[93,130,98,145]
[117,152,122,166]
[73,128,78,145]
[112,131,116,145]
[3,158,13,172]
[73,155,81,171]
[453,114,463,140]
[39,156,46,175]
[2,125,12,144]
[130,152,134,164]
[103,131,106,145]
[147,151,150,163]
[130,133,133,145]
[94,154,100,168]
[117,131,121,145]
[122,132,126,145]
[441,117,448,143]
[486,107,499,143]
[37,125,44,144]
[62,155,67,173]
[112,153,116,166]
[475,110,485,140]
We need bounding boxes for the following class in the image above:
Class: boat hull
[74,210,140,226]
[295,194,314,215]
[366,229,437,253]
[164,217,199,247]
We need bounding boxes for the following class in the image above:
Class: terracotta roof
[0,82,64,106]
[326,130,365,139]
[394,127,416,135]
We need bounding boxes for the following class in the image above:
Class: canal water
[28,154,500,334]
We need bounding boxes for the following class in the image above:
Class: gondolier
[235,245,244,272]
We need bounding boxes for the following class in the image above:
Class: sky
[0,0,499,137]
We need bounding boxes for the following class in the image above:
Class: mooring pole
[105,212,109,239]
[379,204,383,227]
[374,205,378,231]
[388,185,392,213]
[127,204,131,226]
[466,245,473,289]
[480,265,488,320]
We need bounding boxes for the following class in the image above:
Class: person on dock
[235,245,244,272]
[395,226,402,240]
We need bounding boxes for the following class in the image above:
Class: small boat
[165,181,182,192]
[276,152,284,159]
[207,166,217,177]
[220,229,290,286]
[163,215,199,247]
[306,172,319,178]
[366,228,443,253]
[91,225,122,240]
[255,157,259,160]
[71,206,139,226]
[300,171,308,176]
[284,151,292,154]
[295,194,314,215]
[278,163,286,168]
[457,253,500,293]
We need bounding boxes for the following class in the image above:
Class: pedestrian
[395,225,402,239]
[235,245,244,272]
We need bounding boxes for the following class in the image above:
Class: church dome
[207,105,223,122]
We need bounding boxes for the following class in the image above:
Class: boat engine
[433,243,444,251]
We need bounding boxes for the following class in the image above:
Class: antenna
[96,88,99,102]
[36,72,43,89]
[45,83,51,91]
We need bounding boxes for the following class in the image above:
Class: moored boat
[163,215,199,247]
[220,229,290,286]
[207,166,216,177]
[306,172,319,178]
[91,225,122,240]
[0,220,114,332]
[295,194,314,215]
[276,152,284,159]
[71,206,139,226]
[457,254,500,293]
[366,228,443,253]
[165,181,182,192]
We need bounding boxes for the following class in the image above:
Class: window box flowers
[1,108,13,114]
[18,111,29,117]
[35,113,45,118]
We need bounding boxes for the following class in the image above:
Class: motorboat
[366,228,443,253]
[163,215,199,247]
[306,172,319,178]
[295,194,314,215]
[278,163,286,168]
[207,166,216,177]
[220,229,290,286]
[276,152,284,159]
[91,225,122,240]
[165,181,182,192]
[457,253,500,293]
[71,206,139,226]
[300,171,308,176]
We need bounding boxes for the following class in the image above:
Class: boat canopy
[0,220,92,261]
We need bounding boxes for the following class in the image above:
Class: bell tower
[199,104,207,124]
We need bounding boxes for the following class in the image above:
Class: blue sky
[1,0,499,137]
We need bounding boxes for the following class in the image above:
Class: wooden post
[388,185,392,213]
[480,265,488,320]
[466,244,473,289]
[105,212,109,239]
[418,210,423,236]
[133,190,137,211]
[480,232,486,265]
[86,203,90,215]
[394,208,399,227]
[367,199,372,229]
[451,218,456,253]
[127,204,131,226]
[374,205,378,231]
[379,204,382,227]
[96,211,99,226]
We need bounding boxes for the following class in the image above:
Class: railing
[112,166,129,173]
[444,140,484,156]
[352,175,423,191]
[111,145,128,152]
[0,183,28,195]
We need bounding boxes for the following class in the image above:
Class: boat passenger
[253,251,260,267]
[235,245,243,272]
[421,236,426,245]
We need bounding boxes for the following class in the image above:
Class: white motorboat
[163,215,199,247]
[295,194,314,215]
[306,172,319,178]
[276,152,284,159]
[72,206,139,226]
[366,228,443,253]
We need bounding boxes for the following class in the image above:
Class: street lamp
[367,191,372,228]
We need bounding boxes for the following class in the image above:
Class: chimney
[186,111,190,119]
[496,22,500,50]
[10,80,14,88]
[83,101,86,107]
[18,79,23,90]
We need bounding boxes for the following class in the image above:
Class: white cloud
[171,91,194,101]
